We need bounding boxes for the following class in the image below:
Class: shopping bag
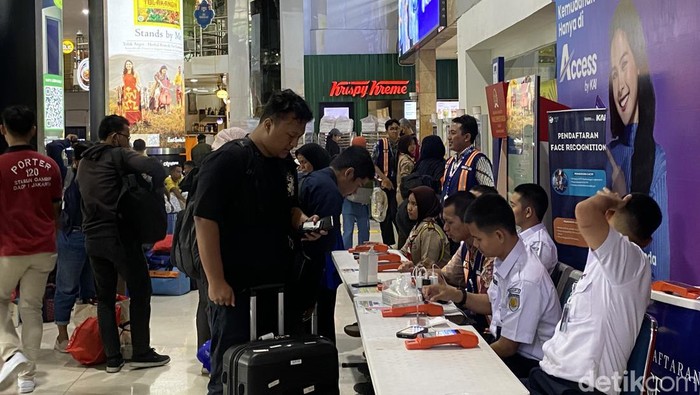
[66,316,106,365]
[371,187,388,222]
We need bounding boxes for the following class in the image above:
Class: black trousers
[526,368,605,395]
[196,278,211,348]
[379,188,397,246]
[316,286,338,343]
[502,353,541,379]
[85,234,152,360]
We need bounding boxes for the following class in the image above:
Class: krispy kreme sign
[329,80,409,98]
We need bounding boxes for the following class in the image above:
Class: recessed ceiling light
[189,79,198,83]
[82,9,89,15]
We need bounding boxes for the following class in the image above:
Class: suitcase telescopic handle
[249,285,285,341]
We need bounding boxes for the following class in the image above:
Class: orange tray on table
[381,303,444,318]
[652,281,700,299]
[349,243,389,253]
[404,329,479,350]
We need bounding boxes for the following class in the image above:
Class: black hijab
[410,186,442,223]
[413,135,446,185]
[296,143,331,171]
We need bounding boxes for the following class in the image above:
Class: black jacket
[78,144,165,239]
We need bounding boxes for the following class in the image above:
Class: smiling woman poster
[555,0,700,282]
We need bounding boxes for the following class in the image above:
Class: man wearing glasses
[78,115,169,374]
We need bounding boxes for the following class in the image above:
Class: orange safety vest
[442,149,481,192]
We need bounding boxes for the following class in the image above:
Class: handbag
[371,187,388,222]
[67,296,131,365]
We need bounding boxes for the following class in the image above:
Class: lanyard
[445,146,475,189]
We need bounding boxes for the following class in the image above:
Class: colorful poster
[506,75,538,194]
[107,0,184,148]
[548,109,608,270]
[555,0,700,282]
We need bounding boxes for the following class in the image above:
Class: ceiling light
[189,79,198,83]
[82,9,89,15]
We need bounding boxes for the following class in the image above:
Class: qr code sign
[44,85,64,130]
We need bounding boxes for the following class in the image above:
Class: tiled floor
[0,226,384,395]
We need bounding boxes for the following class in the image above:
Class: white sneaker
[54,338,69,353]
[0,352,30,386]
[18,378,35,394]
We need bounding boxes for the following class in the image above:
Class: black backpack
[171,139,255,281]
[59,169,82,231]
[112,149,167,244]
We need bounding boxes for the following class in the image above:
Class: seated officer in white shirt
[527,189,662,395]
[424,194,561,378]
[510,183,558,274]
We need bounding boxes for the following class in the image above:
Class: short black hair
[330,146,376,180]
[514,183,549,222]
[197,133,206,142]
[133,139,146,151]
[464,194,517,235]
[72,142,91,160]
[259,89,313,125]
[452,115,479,143]
[184,160,195,168]
[1,105,36,137]
[385,119,400,131]
[470,185,499,196]
[169,164,182,172]
[443,192,476,219]
[98,115,129,140]
[397,135,416,156]
[620,193,662,242]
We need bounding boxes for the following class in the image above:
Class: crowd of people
[0,88,662,395]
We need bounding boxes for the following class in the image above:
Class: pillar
[228,0,252,127]
[416,49,437,137]
[0,1,38,150]
[280,0,304,95]
[88,0,105,141]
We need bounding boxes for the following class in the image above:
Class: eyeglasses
[115,132,130,141]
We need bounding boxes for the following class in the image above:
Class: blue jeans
[342,199,370,249]
[54,230,95,325]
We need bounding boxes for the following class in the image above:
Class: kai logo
[559,43,598,83]
[596,114,606,122]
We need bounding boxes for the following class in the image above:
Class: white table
[332,250,529,395]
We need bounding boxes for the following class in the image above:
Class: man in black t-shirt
[193,90,317,395]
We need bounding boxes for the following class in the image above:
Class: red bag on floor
[66,316,106,365]
[152,234,173,253]
[66,302,125,366]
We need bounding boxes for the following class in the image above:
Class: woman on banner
[607,0,669,279]
[120,60,142,124]
[154,65,173,113]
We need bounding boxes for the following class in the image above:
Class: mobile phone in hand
[301,216,334,233]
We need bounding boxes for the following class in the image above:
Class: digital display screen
[398,0,444,58]
[324,107,350,118]
[46,18,60,75]
[404,101,417,120]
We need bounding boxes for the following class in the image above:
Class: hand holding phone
[301,216,334,233]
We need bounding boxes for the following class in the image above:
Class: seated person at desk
[439,191,492,332]
[510,183,558,274]
[397,186,451,271]
[527,190,662,395]
[423,194,561,378]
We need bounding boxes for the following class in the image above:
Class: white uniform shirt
[487,240,562,360]
[539,229,651,395]
[519,223,558,274]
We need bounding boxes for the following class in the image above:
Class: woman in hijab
[398,186,450,271]
[296,143,331,175]
[413,135,446,192]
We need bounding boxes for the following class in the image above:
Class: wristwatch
[457,288,468,306]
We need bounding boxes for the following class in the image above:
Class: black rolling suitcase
[222,287,339,395]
